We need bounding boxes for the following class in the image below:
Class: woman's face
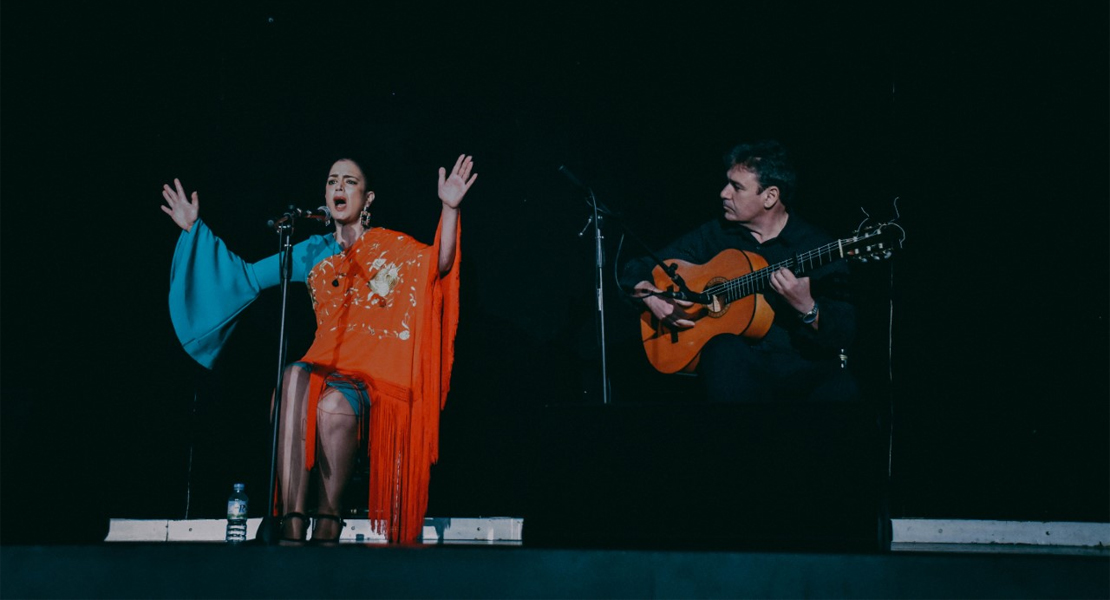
[324,160,373,225]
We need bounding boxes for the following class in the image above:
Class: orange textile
[297,219,460,543]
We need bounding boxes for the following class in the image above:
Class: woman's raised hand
[438,154,477,209]
[161,178,200,232]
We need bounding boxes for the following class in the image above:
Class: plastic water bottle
[225,483,248,543]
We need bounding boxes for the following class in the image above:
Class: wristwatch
[800,302,819,324]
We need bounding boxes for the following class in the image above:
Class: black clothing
[619,214,858,403]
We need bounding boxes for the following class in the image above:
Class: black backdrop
[2,2,1107,542]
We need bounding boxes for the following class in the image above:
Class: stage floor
[2,539,1107,599]
[2,518,1105,598]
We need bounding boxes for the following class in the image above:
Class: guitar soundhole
[705,277,729,318]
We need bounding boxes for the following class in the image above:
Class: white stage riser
[106,517,522,544]
[105,518,1109,548]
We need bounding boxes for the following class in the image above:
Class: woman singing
[163,155,476,543]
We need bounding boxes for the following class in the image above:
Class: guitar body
[641,249,775,374]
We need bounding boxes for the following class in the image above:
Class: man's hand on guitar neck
[634,281,697,329]
[769,268,819,329]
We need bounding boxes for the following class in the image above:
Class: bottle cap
[233,483,245,492]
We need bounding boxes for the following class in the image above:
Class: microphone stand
[561,167,705,406]
[255,209,300,544]
[587,188,612,405]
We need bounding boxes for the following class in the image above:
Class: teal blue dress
[169,219,369,412]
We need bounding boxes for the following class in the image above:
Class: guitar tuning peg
[883,250,892,259]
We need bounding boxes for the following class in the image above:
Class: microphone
[267,206,331,228]
[289,206,331,220]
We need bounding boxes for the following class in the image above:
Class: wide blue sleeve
[168,219,337,369]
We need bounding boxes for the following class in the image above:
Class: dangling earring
[359,203,372,228]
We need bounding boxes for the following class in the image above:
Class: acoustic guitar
[640,221,902,374]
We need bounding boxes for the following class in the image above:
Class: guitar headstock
[843,221,905,263]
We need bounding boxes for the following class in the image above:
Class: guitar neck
[707,239,848,305]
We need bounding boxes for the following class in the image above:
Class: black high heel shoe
[309,514,345,545]
[279,512,310,545]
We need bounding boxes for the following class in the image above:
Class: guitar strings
[705,239,848,303]
[706,227,895,303]
[636,225,896,304]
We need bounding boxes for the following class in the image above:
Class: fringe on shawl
[377,216,461,543]
[365,380,414,540]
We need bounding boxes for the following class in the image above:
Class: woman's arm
[437,154,477,274]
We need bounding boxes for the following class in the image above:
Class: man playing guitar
[621,140,858,403]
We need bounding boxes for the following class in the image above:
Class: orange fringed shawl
[297,220,460,543]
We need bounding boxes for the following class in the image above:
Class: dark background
[2,2,1106,542]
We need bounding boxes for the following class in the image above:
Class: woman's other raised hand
[438,154,477,210]
[161,178,200,232]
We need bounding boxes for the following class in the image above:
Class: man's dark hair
[724,140,797,209]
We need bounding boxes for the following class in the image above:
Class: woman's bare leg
[276,364,312,541]
[311,390,360,541]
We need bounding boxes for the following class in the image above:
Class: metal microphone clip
[578,215,595,237]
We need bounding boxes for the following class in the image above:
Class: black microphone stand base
[250,515,283,545]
